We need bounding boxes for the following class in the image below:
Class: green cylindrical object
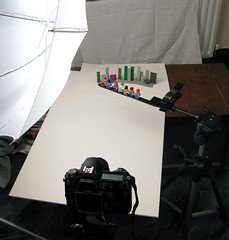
[124,66,128,80]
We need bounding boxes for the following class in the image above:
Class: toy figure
[129,87,134,97]
[123,85,129,96]
[99,76,108,87]
[97,68,144,101]
[112,81,119,92]
[134,89,141,99]
[118,82,125,93]
[106,80,111,89]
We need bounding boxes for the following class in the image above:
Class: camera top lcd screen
[101,173,123,181]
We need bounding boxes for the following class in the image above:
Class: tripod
[138,83,228,240]
[161,131,227,240]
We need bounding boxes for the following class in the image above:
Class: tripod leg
[208,169,228,221]
[161,165,186,192]
[182,175,199,240]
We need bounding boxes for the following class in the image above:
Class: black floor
[1,118,229,240]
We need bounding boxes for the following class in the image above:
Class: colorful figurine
[106,80,111,89]
[123,85,129,96]
[97,67,145,101]
[99,76,108,87]
[118,82,125,93]
[134,89,141,99]
[112,81,119,92]
[129,87,134,97]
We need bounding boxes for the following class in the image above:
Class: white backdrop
[72,0,201,67]
[11,64,170,217]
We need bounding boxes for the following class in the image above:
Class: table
[165,64,229,117]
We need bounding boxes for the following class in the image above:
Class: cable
[130,176,139,240]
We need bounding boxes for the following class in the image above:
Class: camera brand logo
[83,166,94,174]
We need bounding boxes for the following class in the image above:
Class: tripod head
[194,108,221,145]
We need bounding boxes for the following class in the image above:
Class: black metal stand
[161,143,227,240]
[137,83,228,240]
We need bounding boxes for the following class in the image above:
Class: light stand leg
[182,174,199,240]
[0,217,47,240]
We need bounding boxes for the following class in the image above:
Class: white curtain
[72,0,201,66]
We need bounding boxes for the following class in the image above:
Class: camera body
[64,157,132,217]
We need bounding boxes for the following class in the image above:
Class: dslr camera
[64,157,135,219]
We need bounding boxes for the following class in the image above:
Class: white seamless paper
[11,64,169,217]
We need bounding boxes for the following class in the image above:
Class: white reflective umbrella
[0,0,87,237]
[0,0,87,141]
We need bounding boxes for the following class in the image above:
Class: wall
[216,0,229,48]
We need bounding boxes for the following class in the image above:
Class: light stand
[137,83,228,240]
